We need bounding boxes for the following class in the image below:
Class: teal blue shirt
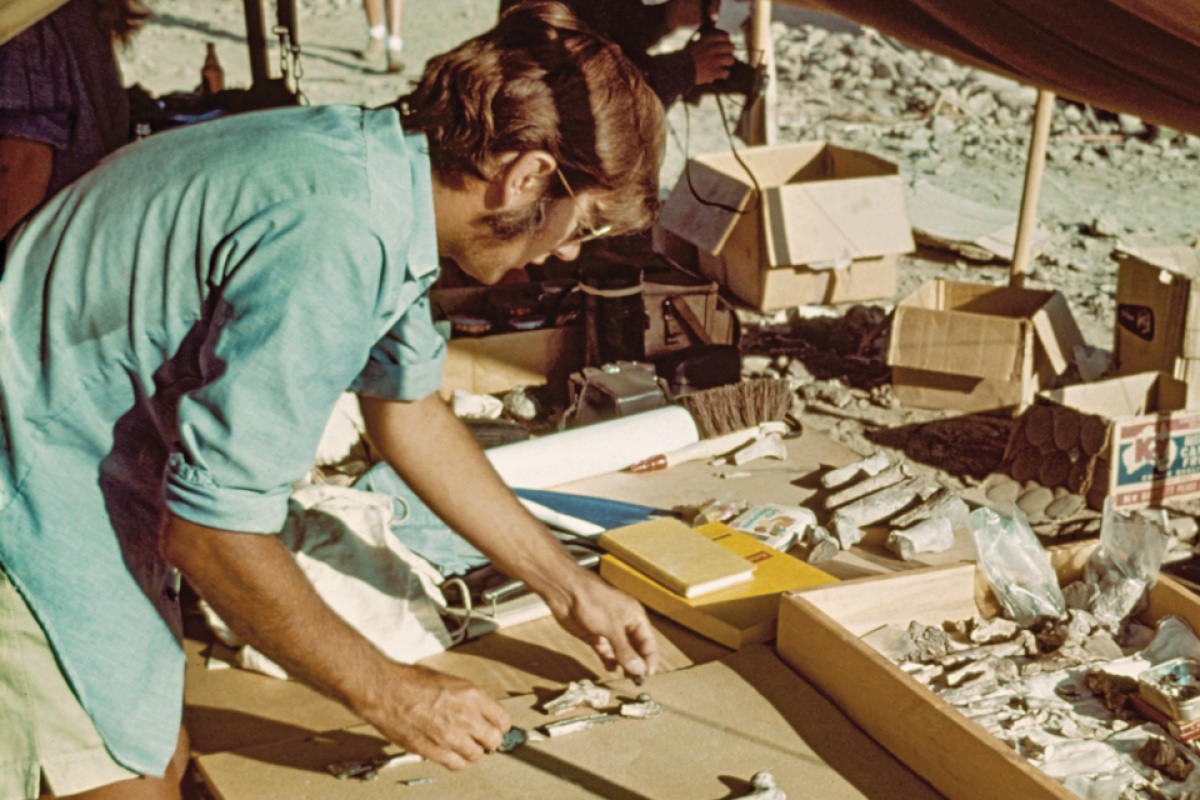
[0,105,444,775]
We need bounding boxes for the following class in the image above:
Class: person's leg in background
[360,0,405,73]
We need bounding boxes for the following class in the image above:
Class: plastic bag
[1082,497,1170,633]
[969,502,1066,625]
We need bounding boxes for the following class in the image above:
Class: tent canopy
[7,0,1200,134]
[787,0,1200,135]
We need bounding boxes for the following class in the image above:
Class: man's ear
[499,150,557,208]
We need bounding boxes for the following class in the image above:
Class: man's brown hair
[398,1,666,238]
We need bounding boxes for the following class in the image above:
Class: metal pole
[242,0,270,87]
[1010,89,1055,287]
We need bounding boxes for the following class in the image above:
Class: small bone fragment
[831,514,864,549]
[890,487,968,529]
[541,714,623,737]
[898,662,944,685]
[821,452,891,489]
[542,680,611,714]
[886,517,954,561]
[932,631,1039,667]
[902,620,957,662]
[832,478,927,528]
[1139,737,1196,781]
[619,693,663,719]
[943,656,1019,688]
[738,771,786,800]
[401,778,436,786]
[825,463,911,509]
[795,525,838,563]
[967,616,1021,645]
[731,433,787,466]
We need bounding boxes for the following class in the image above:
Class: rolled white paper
[486,406,700,489]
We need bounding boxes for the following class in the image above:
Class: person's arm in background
[359,392,660,677]
[0,135,52,238]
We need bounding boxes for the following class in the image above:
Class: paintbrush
[674,378,796,440]
[628,421,789,473]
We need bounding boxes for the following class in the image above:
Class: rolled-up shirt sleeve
[163,197,404,533]
[351,289,446,400]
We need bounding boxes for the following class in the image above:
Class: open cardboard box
[776,544,1198,800]
[1114,244,1200,408]
[1001,371,1199,510]
[654,141,913,312]
[432,284,584,399]
[888,279,1085,413]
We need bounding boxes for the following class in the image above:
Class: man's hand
[360,393,660,679]
[160,514,509,771]
[687,31,736,86]
[359,663,511,770]
[541,567,660,678]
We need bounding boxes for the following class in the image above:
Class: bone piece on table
[820,452,892,489]
[825,462,911,509]
[831,514,865,549]
[832,477,931,528]
[541,714,623,737]
[886,516,955,561]
[795,525,839,563]
[932,630,1039,667]
[731,433,788,466]
[619,693,664,719]
[890,487,969,529]
[542,679,611,714]
[737,771,787,800]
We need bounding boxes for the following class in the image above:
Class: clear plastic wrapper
[1083,498,1171,633]
[969,502,1066,625]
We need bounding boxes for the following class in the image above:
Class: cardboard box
[1001,371,1199,510]
[432,285,584,399]
[1114,244,1200,407]
[887,279,1085,413]
[776,555,1200,800]
[655,141,914,311]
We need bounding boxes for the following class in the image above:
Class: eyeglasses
[556,169,613,244]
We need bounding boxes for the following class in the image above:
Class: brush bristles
[677,379,795,439]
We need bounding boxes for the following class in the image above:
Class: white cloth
[202,484,451,679]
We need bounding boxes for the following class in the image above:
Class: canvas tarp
[7,0,1200,134]
[784,0,1200,136]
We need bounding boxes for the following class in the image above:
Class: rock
[1016,486,1055,519]
[986,475,1022,504]
[1045,494,1085,520]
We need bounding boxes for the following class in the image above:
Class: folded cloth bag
[201,484,452,679]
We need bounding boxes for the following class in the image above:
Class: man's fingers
[627,617,660,676]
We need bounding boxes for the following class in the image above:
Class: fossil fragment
[886,516,954,561]
[825,463,910,509]
[542,679,612,714]
[541,714,623,738]
[820,452,891,489]
[619,693,664,718]
[738,771,786,800]
[1139,736,1195,781]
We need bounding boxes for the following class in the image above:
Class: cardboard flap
[888,305,1025,381]
[1039,372,1184,418]
[1031,292,1085,375]
[766,176,914,265]
[657,160,755,256]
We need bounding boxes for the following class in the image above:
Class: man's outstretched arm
[160,514,510,770]
[359,392,660,678]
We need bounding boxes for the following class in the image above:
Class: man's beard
[478,192,551,240]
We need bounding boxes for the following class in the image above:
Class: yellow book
[600,522,839,649]
[597,518,756,599]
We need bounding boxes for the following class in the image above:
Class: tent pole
[1010,88,1055,287]
[742,0,776,146]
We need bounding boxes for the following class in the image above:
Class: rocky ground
[117,0,1200,537]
